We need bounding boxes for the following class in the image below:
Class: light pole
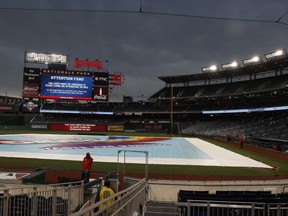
[105,59,109,72]
[170,85,173,135]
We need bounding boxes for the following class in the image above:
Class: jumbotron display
[40,73,93,100]
[22,67,109,101]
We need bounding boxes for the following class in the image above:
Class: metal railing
[177,200,288,216]
[0,181,84,216]
[70,178,148,216]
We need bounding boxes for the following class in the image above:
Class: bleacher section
[178,190,285,203]
[151,72,288,100]
[181,111,288,141]
[178,190,288,216]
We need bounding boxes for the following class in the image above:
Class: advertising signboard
[22,83,40,98]
[23,67,40,83]
[25,52,68,64]
[93,72,109,86]
[93,86,109,101]
[49,123,107,132]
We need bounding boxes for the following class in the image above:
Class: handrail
[69,178,147,216]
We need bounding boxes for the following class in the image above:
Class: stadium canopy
[159,55,288,84]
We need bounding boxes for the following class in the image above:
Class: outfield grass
[0,130,287,179]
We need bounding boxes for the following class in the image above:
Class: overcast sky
[1,0,288,102]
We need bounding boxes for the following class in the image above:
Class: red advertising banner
[0,106,13,111]
[22,83,40,98]
[111,74,123,85]
[49,123,107,132]
[74,59,103,70]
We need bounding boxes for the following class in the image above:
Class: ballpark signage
[22,101,39,112]
[30,124,48,130]
[74,58,103,70]
[42,69,93,77]
[22,83,40,98]
[23,67,41,83]
[93,87,108,101]
[111,73,123,85]
[94,72,109,86]
[25,52,68,64]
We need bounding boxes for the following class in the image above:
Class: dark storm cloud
[0,0,288,100]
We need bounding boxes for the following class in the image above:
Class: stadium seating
[178,190,288,203]
[181,111,288,141]
[151,72,288,100]
[178,190,288,216]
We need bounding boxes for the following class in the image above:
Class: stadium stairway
[144,200,180,216]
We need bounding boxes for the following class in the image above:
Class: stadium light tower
[105,59,109,72]
[170,85,174,135]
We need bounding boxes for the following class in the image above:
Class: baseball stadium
[0,49,288,215]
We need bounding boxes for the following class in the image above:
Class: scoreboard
[40,74,93,100]
[22,67,109,102]
[22,53,124,103]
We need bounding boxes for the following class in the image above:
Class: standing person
[239,136,245,148]
[226,133,231,142]
[82,152,93,183]
[99,179,115,215]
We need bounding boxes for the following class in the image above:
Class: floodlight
[221,61,239,70]
[210,65,218,71]
[251,56,260,62]
[201,64,218,72]
[243,55,262,66]
[265,49,287,60]
[230,61,238,67]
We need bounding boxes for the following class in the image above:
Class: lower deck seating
[178,190,288,216]
[178,190,288,203]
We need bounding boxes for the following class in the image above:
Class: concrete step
[144,201,179,216]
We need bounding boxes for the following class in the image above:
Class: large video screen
[40,74,92,100]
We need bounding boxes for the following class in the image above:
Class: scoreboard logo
[22,83,40,98]
[94,76,108,82]
[93,87,108,101]
[93,72,109,86]
[23,67,40,83]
